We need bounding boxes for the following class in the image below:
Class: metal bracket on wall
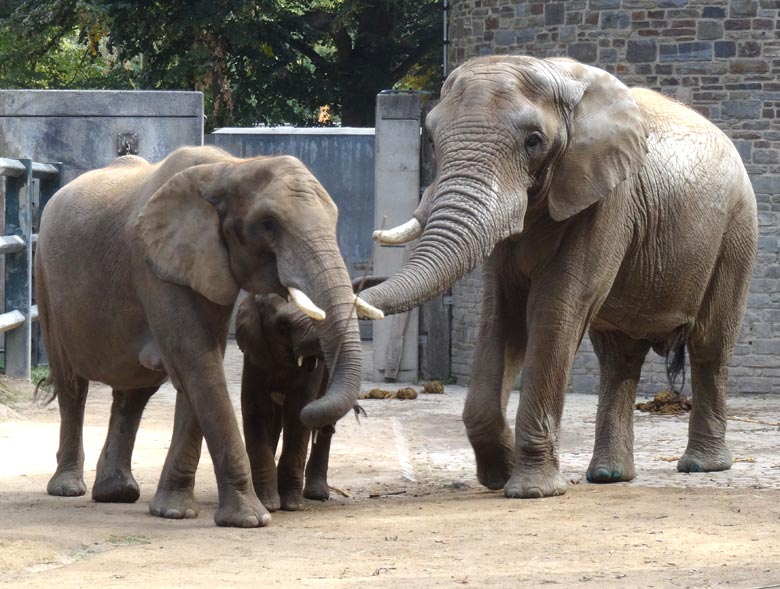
[117,133,139,156]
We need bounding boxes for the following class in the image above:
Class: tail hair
[33,374,57,406]
[665,327,687,393]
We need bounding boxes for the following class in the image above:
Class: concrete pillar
[372,92,421,383]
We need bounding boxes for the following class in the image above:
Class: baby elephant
[236,277,381,511]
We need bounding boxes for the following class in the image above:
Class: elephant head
[362,56,648,313]
[235,293,323,371]
[136,152,378,428]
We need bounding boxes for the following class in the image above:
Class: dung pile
[422,381,444,394]
[635,390,691,415]
[361,387,418,400]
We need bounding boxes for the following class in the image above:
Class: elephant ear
[545,59,648,221]
[135,163,239,306]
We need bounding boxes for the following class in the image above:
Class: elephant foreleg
[463,253,527,491]
[586,330,650,483]
[93,386,158,502]
[47,375,90,497]
[303,424,334,501]
[149,390,203,519]
[241,360,283,512]
[504,282,599,499]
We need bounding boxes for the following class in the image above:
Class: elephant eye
[251,216,277,237]
[525,132,544,151]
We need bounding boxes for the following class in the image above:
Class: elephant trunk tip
[300,398,346,429]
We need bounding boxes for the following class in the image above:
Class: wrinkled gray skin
[361,56,758,498]
[36,146,363,527]
[236,276,382,512]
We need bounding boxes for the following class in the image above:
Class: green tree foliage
[0,0,443,129]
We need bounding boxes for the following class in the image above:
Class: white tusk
[298,355,304,367]
[354,295,384,320]
[314,358,319,369]
[372,218,422,245]
[288,287,326,321]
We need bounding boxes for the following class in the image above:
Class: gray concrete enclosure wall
[208,128,376,293]
[0,90,204,185]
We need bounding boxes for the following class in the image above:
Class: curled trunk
[361,174,516,315]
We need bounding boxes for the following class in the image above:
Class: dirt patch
[3,343,780,587]
[635,390,691,414]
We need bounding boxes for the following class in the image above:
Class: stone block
[659,41,713,61]
[703,6,727,17]
[626,39,658,62]
[601,10,631,28]
[589,0,620,9]
[729,0,759,17]
[494,30,516,45]
[567,42,598,63]
[697,20,723,40]
[545,3,565,25]
[715,41,737,58]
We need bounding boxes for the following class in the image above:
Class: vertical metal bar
[31,162,61,367]
[5,158,33,379]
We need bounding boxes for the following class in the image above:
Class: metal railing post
[4,158,33,379]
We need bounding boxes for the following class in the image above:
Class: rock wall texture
[446,0,780,393]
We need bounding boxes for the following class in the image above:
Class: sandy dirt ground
[2,342,780,588]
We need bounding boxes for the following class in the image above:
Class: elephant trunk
[296,249,363,429]
[361,172,520,315]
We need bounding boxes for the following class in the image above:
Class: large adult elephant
[36,146,379,527]
[361,56,758,499]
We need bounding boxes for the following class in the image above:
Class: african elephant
[35,145,381,527]
[362,56,758,499]
[236,275,383,512]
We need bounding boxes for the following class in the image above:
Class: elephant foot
[280,489,305,511]
[214,492,271,528]
[47,468,86,497]
[472,439,514,491]
[303,478,330,501]
[586,449,636,484]
[677,443,732,473]
[504,464,568,499]
[149,486,200,519]
[255,486,281,512]
[92,470,141,503]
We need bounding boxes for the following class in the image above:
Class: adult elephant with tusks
[35,145,382,527]
[360,56,758,498]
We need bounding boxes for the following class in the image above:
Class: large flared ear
[135,163,239,306]
[545,59,648,221]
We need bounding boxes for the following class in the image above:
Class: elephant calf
[236,277,382,511]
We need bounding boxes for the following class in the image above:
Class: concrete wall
[0,90,203,185]
[445,0,779,394]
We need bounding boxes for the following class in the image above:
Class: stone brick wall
[446,0,780,394]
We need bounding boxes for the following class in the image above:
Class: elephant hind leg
[93,386,158,503]
[586,330,650,484]
[47,374,90,497]
[679,226,754,474]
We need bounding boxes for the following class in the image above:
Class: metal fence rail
[0,157,61,379]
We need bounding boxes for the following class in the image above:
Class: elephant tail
[33,373,56,406]
[665,327,688,394]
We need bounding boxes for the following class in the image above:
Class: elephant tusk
[298,355,304,367]
[354,295,385,320]
[288,287,326,321]
[372,218,422,245]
